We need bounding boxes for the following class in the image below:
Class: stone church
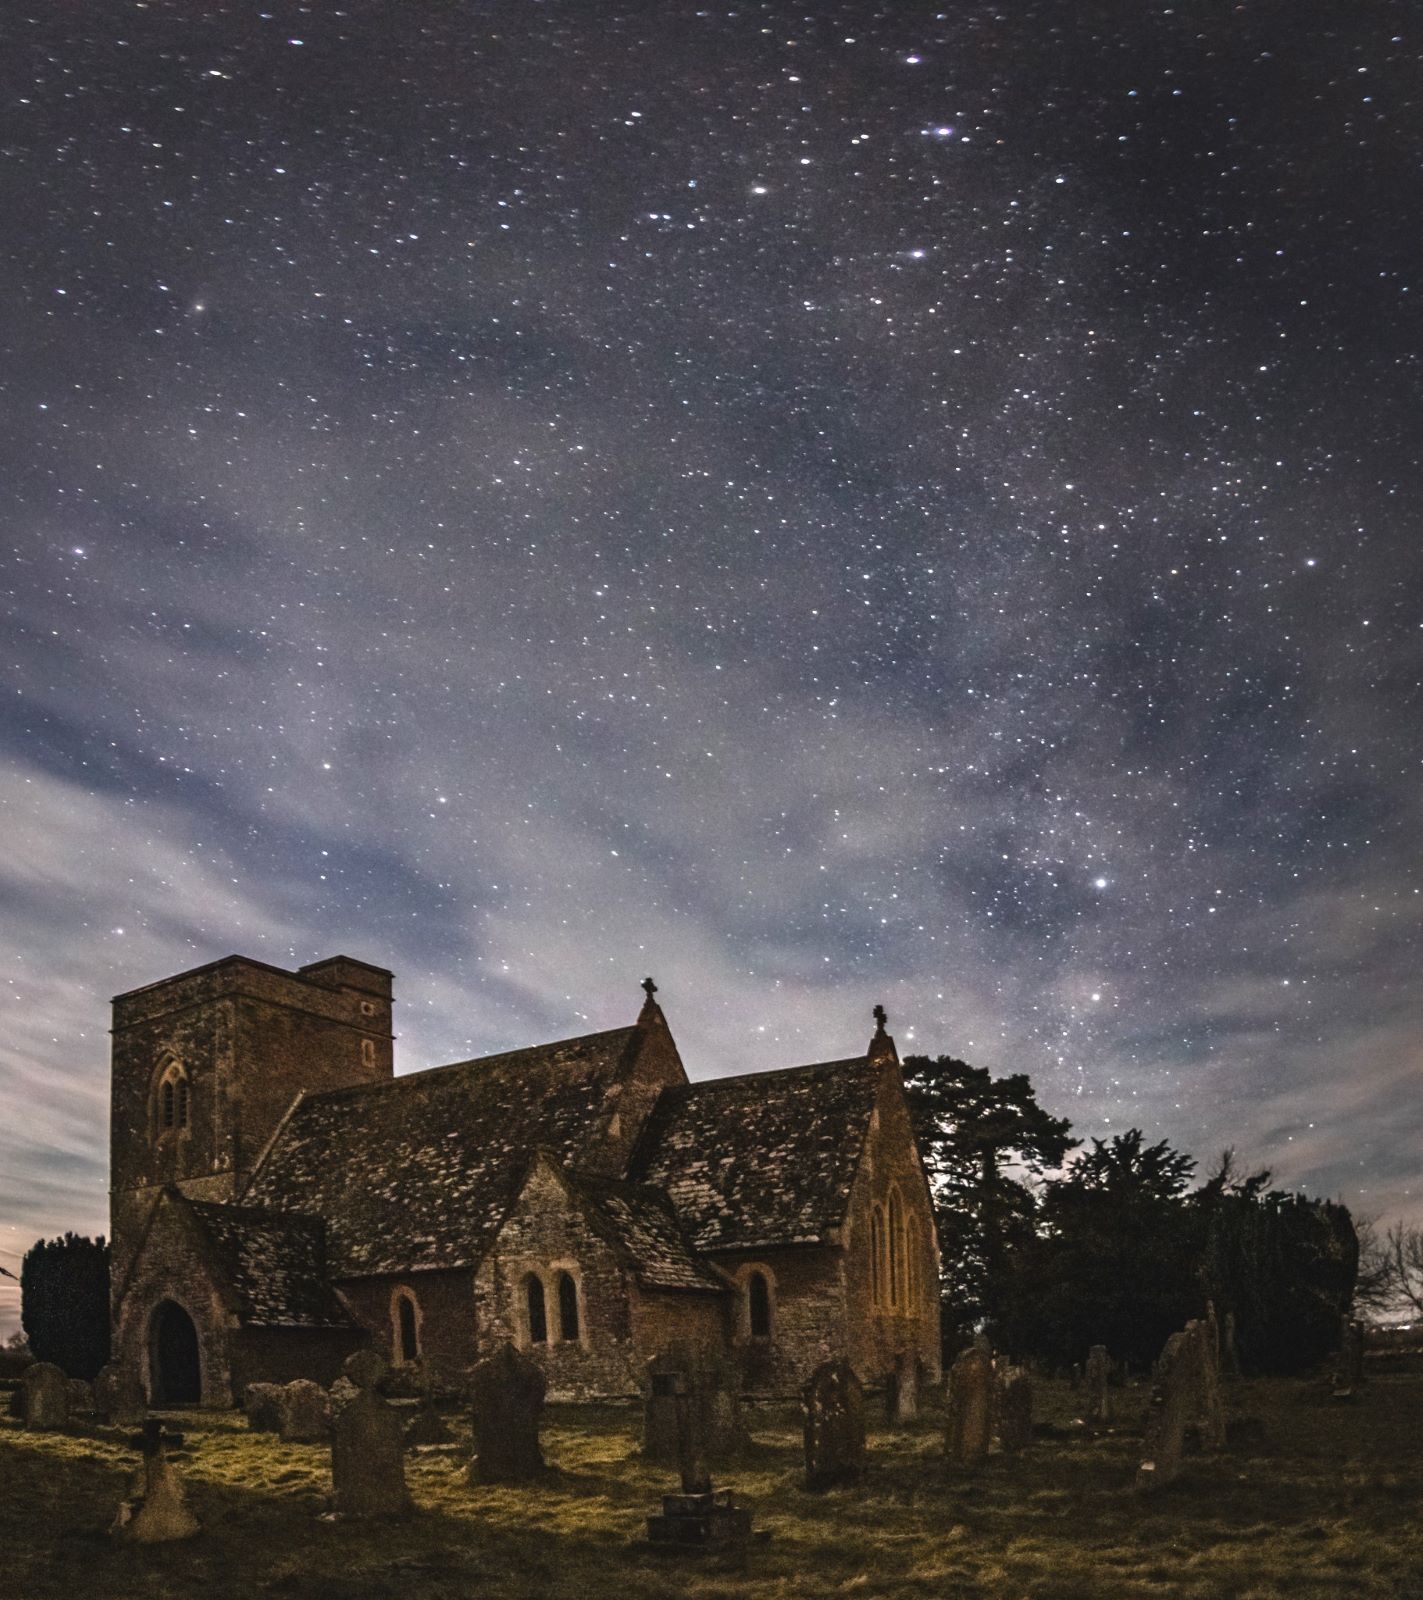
[109,953,941,1406]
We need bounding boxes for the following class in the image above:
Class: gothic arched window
[888,1188,905,1310]
[747,1270,772,1339]
[154,1058,190,1140]
[556,1271,580,1343]
[525,1273,548,1345]
[393,1289,420,1363]
[871,1204,886,1307]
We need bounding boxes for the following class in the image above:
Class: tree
[1378,1222,1423,1320]
[902,1053,1076,1350]
[20,1234,111,1380]
[1001,1130,1200,1368]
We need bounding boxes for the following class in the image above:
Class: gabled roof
[572,1174,730,1294]
[243,1027,646,1277]
[630,1056,884,1252]
[182,1200,352,1328]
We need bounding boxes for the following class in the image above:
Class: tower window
[525,1273,548,1345]
[556,1271,580,1343]
[154,1059,190,1140]
[361,1038,376,1070]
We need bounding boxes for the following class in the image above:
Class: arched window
[871,1205,885,1307]
[393,1289,420,1363]
[154,1058,190,1139]
[525,1273,548,1345]
[361,1038,376,1070]
[906,1216,920,1309]
[556,1271,580,1343]
[888,1189,905,1310]
[747,1270,772,1339]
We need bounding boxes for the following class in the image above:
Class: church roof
[182,1200,352,1328]
[243,1026,645,1277]
[571,1175,729,1293]
[630,1056,884,1253]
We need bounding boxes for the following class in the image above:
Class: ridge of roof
[666,1054,875,1095]
[297,1024,642,1105]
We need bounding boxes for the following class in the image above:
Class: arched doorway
[150,1300,201,1405]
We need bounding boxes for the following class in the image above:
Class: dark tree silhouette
[20,1233,111,1380]
[903,1053,1076,1351]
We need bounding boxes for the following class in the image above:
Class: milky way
[2,1,1420,1329]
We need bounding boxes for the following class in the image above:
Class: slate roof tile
[243,1027,641,1277]
[629,1056,882,1252]
[183,1200,352,1328]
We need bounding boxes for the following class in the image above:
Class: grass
[2,1375,1421,1599]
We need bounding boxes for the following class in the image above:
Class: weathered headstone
[886,1350,919,1424]
[644,1360,753,1555]
[403,1403,453,1446]
[468,1341,545,1483]
[643,1346,749,1466]
[111,1420,200,1544]
[802,1359,866,1490]
[1084,1344,1112,1426]
[997,1366,1033,1453]
[1191,1317,1227,1449]
[243,1382,285,1433]
[1136,1330,1196,1490]
[330,1357,411,1519]
[21,1362,70,1431]
[944,1347,993,1468]
[278,1379,331,1444]
[67,1377,96,1419]
[94,1363,147,1427]
[343,1347,390,1392]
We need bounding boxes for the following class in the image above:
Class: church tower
[108,954,394,1287]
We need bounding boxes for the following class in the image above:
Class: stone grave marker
[944,1346,993,1468]
[996,1366,1033,1453]
[1192,1317,1227,1449]
[330,1358,411,1519]
[644,1360,752,1555]
[802,1358,866,1490]
[94,1363,146,1427]
[21,1362,70,1432]
[278,1378,332,1443]
[886,1350,919,1424]
[643,1346,748,1467]
[1332,1317,1366,1398]
[1084,1344,1112,1426]
[243,1382,285,1433]
[67,1377,96,1420]
[111,1420,200,1544]
[1136,1330,1196,1490]
[468,1340,545,1484]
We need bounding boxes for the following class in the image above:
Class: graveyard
[3,1369,1421,1600]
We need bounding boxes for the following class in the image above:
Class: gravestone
[343,1348,390,1392]
[645,1360,753,1555]
[643,1347,749,1467]
[328,1376,359,1417]
[278,1379,332,1443]
[94,1363,146,1427]
[802,1359,866,1490]
[404,1403,453,1446]
[944,1347,993,1468]
[21,1362,70,1431]
[1191,1317,1227,1449]
[1136,1330,1196,1490]
[1084,1344,1112,1426]
[67,1377,96,1419]
[468,1341,545,1483]
[997,1367,1033,1453]
[111,1420,200,1544]
[330,1358,411,1519]
[243,1382,285,1433]
[886,1350,919,1424]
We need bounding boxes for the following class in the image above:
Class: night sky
[3,1,1420,1332]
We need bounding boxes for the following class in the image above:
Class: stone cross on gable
[873,1004,888,1032]
[642,976,658,1000]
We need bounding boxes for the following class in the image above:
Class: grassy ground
[2,1376,1420,1600]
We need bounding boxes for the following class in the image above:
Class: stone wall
[229,1326,367,1394]
[712,1245,847,1394]
[336,1268,478,1391]
[839,1066,943,1386]
[112,1194,237,1408]
[109,955,393,1291]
